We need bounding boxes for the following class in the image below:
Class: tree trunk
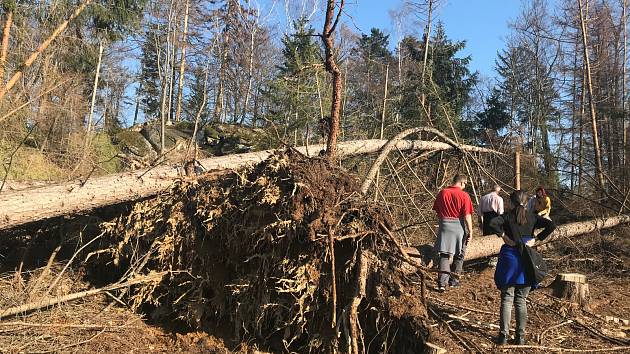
[462,215,630,260]
[540,121,555,183]
[321,0,344,158]
[185,61,209,161]
[213,0,233,123]
[419,0,433,115]
[159,0,176,154]
[578,0,606,190]
[240,18,257,126]
[0,0,92,101]
[132,81,143,126]
[167,20,179,124]
[570,39,579,191]
[373,65,390,201]
[86,41,104,136]
[0,9,13,86]
[0,139,499,231]
[623,0,628,190]
[174,0,190,123]
[514,150,521,190]
[578,63,586,194]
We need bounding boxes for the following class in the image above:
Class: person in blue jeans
[489,190,555,345]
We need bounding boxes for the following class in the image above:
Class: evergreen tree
[139,23,162,120]
[476,88,511,132]
[346,28,393,138]
[428,24,476,118]
[397,23,477,133]
[496,44,559,183]
[265,18,322,142]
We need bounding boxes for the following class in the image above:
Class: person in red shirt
[433,174,475,291]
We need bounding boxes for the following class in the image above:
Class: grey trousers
[500,285,531,337]
[437,240,467,287]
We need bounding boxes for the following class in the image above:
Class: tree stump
[551,273,590,309]
[423,342,446,354]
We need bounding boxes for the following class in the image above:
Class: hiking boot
[487,256,498,267]
[514,335,525,345]
[435,285,446,293]
[494,334,507,345]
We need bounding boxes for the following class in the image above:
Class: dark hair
[510,190,529,225]
[536,186,547,197]
[452,174,468,184]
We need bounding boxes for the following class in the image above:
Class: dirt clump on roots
[91,149,430,353]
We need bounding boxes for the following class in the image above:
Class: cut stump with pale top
[551,273,590,309]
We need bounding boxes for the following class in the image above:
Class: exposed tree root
[88,149,431,353]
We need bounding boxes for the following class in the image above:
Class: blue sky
[124,1,525,125]
[344,0,523,79]
[270,0,524,79]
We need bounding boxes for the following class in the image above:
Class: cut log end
[551,273,590,309]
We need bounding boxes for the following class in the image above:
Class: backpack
[522,244,548,284]
[506,215,549,285]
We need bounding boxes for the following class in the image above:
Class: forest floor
[428,226,630,353]
[0,226,627,353]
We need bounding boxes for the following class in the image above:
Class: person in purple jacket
[489,190,555,345]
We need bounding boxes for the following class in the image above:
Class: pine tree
[139,23,163,121]
[397,23,477,133]
[347,28,393,138]
[496,43,559,183]
[265,18,322,143]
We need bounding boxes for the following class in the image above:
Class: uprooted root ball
[92,149,430,353]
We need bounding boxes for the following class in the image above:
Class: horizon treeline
[0,0,628,198]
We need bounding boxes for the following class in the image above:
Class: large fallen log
[0,139,497,231]
[404,215,630,262]
[463,215,630,260]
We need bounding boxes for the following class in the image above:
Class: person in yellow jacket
[528,186,551,220]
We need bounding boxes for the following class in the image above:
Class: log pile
[87,149,430,353]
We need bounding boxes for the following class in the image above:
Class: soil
[1,225,627,353]
[1,150,629,353]
[84,149,429,353]
[426,226,630,353]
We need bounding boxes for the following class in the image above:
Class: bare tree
[174,0,190,123]
[321,0,345,158]
[578,0,606,190]
[0,0,93,101]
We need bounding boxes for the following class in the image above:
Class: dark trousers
[500,285,531,338]
[437,240,467,287]
[482,211,500,235]
[533,216,556,241]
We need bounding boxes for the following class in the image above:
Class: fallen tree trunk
[463,215,630,260]
[0,272,164,319]
[404,215,630,262]
[0,139,497,231]
[359,127,488,194]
